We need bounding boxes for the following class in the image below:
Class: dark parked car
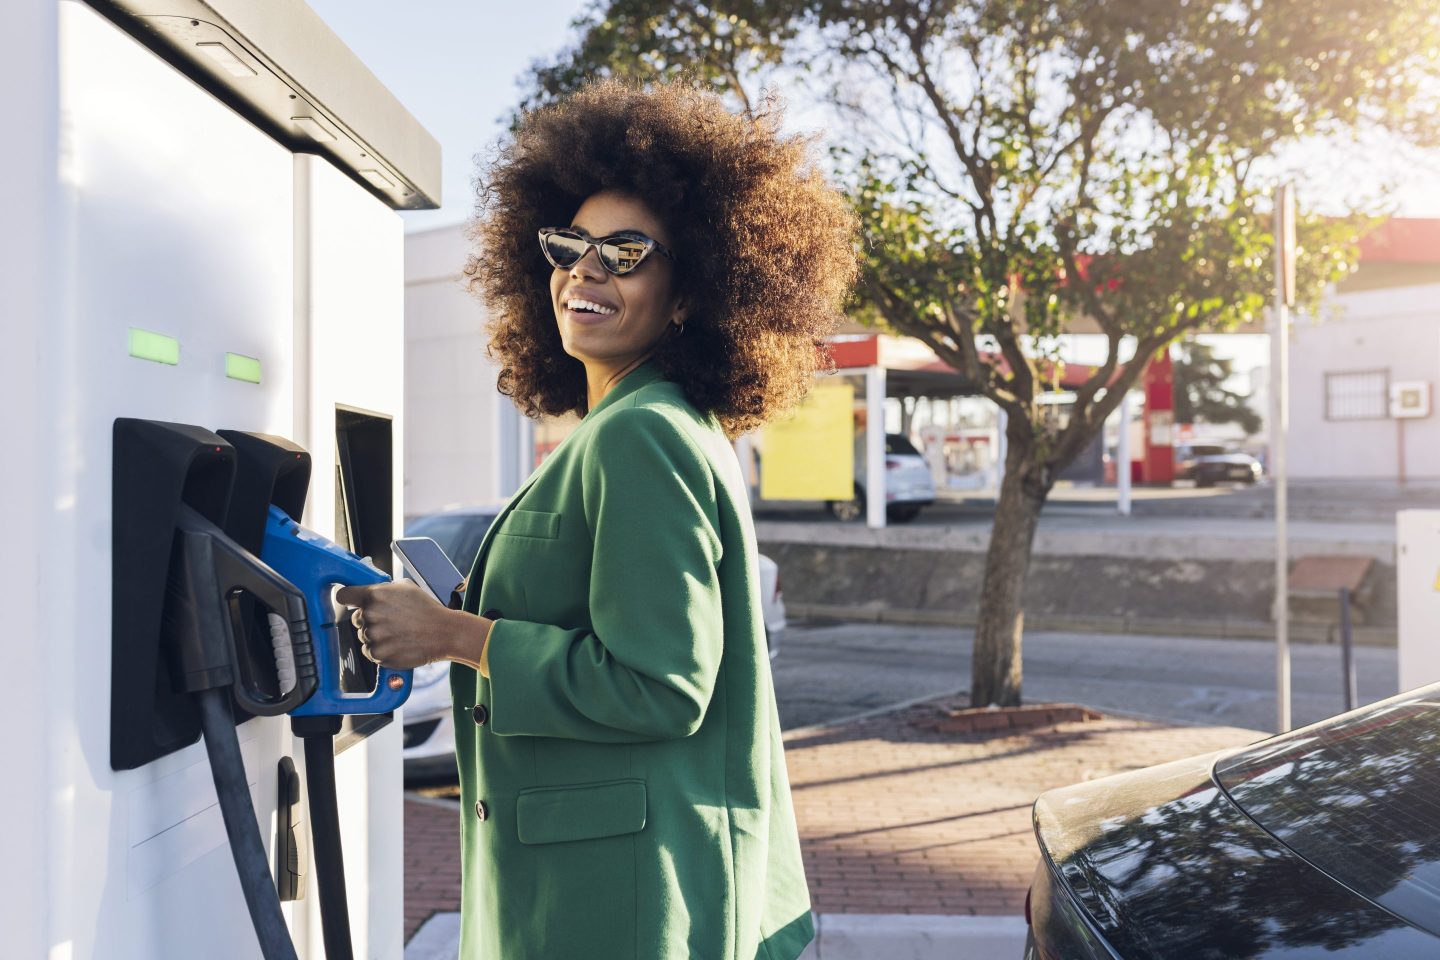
[1174,441,1263,487]
[1025,684,1440,958]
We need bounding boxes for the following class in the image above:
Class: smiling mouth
[564,297,618,317]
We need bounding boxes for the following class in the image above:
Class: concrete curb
[752,517,1398,563]
[404,912,1029,960]
[781,688,966,742]
[405,911,460,960]
[803,914,1029,959]
[403,791,465,811]
[785,602,1398,646]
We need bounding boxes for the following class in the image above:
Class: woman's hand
[335,580,473,670]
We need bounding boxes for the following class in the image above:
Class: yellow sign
[759,382,854,500]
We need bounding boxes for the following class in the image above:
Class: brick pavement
[405,797,463,942]
[783,702,1263,917]
[403,701,1265,941]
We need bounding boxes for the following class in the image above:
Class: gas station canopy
[826,333,1103,399]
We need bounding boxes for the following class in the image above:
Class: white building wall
[405,224,523,518]
[1289,283,1440,479]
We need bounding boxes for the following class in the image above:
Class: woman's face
[549,191,685,370]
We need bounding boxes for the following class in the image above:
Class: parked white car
[826,432,936,523]
[399,504,788,781]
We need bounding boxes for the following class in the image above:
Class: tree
[1174,339,1262,435]
[518,1,798,119]
[523,0,1440,705]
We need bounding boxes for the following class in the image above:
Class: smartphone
[391,537,466,607]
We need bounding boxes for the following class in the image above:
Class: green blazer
[451,358,813,960]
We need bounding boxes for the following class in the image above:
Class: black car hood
[1033,751,1431,959]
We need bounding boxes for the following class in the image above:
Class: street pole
[866,364,886,529]
[1340,586,1358,712]
[733,433,757,508]
[1273,182,1296,733]
[1117,391,1132,516]
[519,409,535,487]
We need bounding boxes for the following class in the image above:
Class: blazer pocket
[516,778,646,845]
[499,509,562,540]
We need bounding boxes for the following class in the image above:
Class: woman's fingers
[335,584,371,608]
[334,579,451,670]
[359,628,428,669]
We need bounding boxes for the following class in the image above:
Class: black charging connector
[164,486,318,960]
[112,419,319,960]
[163,504,317,715]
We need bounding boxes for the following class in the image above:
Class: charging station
[5,1,439,957]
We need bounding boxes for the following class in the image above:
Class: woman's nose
[570,247,607,280]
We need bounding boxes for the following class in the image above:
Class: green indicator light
[127,328,180,366]
[225,353,262,384]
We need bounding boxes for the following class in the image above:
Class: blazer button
[471,703,489,726]
[474,800,489,822]
[481,607,503,621]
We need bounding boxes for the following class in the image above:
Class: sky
[306,0,590,233]
[305,1,1434,378]
[308,1,1440,233]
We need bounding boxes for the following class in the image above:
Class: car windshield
[885,434,922,456]
[1184,444,1227,457]
[1215,686,1440,937]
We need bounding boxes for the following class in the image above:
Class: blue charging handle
[261,505,412,717]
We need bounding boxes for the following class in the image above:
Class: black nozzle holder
[217,430,311,556]
[163,504,317,715]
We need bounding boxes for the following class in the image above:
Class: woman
[338,81,857,959]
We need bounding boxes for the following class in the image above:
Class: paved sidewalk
[783,701,1262,918]
[405,797,463,943]
[404,700,1266,952]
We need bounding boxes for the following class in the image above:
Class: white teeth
[565,297,617,315]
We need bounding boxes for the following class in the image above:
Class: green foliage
[518,1,803,119]
[522,0,1439,705]
[1174,338,1262,435]
[826,0,1431,475]
[524,0,1436,478]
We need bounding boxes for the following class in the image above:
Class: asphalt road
[771,619,1400,734]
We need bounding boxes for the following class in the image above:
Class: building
[404,223,534,517]
[1289,219,1440,481]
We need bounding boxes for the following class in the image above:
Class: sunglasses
[538,227,677,276]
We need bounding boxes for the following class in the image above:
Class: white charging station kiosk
[1397,510,1440,693]
[2,1,439,957]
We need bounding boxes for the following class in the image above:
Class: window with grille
[1324,370,1389,421]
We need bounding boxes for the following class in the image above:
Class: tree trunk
[971,434,1049,707]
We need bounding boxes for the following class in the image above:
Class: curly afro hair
[464,80,859,439]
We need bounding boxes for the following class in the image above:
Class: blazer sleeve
[483,406,725,742]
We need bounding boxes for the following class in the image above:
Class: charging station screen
[335,410,394,694]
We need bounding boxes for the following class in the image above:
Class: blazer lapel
[465,358,668,594]
[466,462,544,586]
